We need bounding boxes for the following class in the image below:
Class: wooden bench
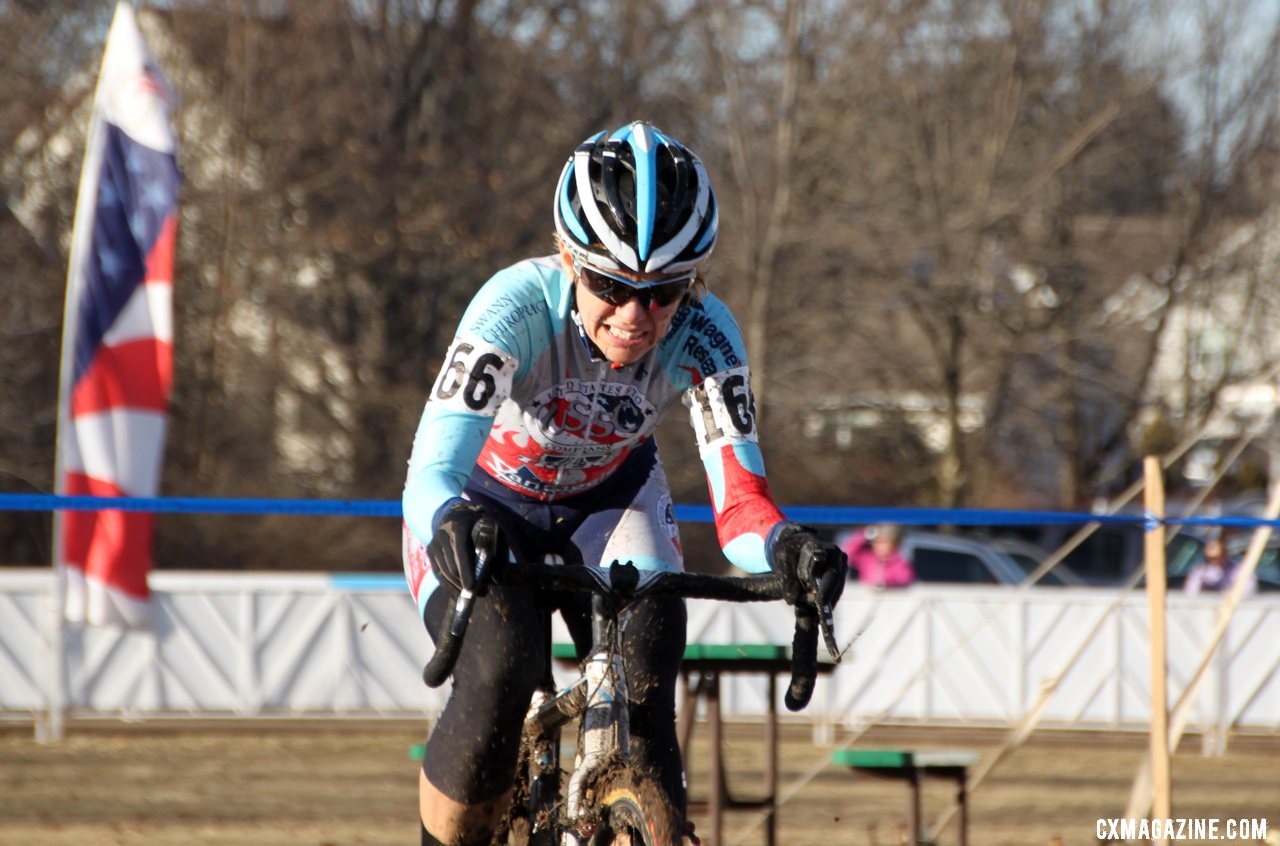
[831,748,978,846]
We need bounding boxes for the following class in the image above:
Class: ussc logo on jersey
[531,379,657,447]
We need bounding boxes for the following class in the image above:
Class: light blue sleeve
[401,259,567,543]
[402,406,494,543]
[454,258,568,379]
[670,295,787,574]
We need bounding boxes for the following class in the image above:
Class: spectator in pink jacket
[840,524,915,588]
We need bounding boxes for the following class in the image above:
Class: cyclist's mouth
[605,324,648,345]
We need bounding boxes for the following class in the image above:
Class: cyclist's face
[564,251,683,366]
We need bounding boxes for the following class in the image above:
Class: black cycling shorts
[421,440,689,811]
[422,581,688,811]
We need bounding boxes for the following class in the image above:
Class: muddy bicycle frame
[422,532,839,846]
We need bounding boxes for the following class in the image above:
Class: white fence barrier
[2,570,1278,736]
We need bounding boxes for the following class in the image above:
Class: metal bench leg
[678,672,694,771]
[708,671,723,846]
[764,672,777,846]
[908,766,922,845]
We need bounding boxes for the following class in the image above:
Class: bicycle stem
[590,592,616,646]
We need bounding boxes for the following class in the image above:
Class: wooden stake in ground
[1143,456,1172,838]
[1124,472,1280,823]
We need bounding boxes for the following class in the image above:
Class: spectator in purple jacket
[840,524,915,588]
[1185,537,1256,597]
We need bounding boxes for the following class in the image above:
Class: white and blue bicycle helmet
[554,121,719,275]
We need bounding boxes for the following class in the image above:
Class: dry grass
[1,721,1275,845]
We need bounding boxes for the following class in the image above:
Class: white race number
[686,367,758,448]
[430,338,516,415]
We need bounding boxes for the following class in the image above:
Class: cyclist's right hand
[771,524,846,611]
[427,502,505,595]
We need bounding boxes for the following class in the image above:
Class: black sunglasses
[576,263,693,310]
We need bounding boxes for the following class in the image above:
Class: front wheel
[587,770,682,846]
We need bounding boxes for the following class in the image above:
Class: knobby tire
[492,733,556,846]
[588,769,682,846]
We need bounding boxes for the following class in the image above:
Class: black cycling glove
[771,524,847,610]
[427,502,506,595]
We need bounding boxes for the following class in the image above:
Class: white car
[896,531,1080,586]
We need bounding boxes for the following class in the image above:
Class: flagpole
[43,2,125,743]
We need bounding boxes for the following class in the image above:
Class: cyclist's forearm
[700,441,787,573]
[403,406,493,542]
[404,290,522,542]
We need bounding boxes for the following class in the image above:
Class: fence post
[36,570,67,742]
[1214,617,1229,756]
[1143,456,1172,837]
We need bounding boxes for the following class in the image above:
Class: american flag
[56,2,181,627]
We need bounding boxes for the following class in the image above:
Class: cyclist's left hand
[771,525,847,610]
[428,502,506,596]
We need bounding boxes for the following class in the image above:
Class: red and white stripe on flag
[57,2,180,627]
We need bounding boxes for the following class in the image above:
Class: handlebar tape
[421,517,499,687]
[421,622,461,687]
[784,606,819,712]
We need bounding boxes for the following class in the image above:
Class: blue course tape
[763,506,1143,527]
[676,504,1146,526]
[0,494,400,518]
[6,493,1280,530]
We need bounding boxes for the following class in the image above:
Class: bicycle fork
[564,649,629,831]
[523,688,563,838]
[523,647,630,845]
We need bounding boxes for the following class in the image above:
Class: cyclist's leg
[418,563,549,845]
[567,458,690,814]
[618,594,688,815]
[411,468,588,846]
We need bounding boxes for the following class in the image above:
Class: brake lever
[797,542,842,664]
[447,518,497,638]
[815,595,841,663]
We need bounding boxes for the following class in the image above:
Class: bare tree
[693,0,1280,508]
[0,0,109,562]
[7,0,1280,570]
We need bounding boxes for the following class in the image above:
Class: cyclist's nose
[613,295,652,319]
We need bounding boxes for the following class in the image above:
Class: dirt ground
[1,720,1276,846]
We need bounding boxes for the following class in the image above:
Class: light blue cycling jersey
[402,256,790,605]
